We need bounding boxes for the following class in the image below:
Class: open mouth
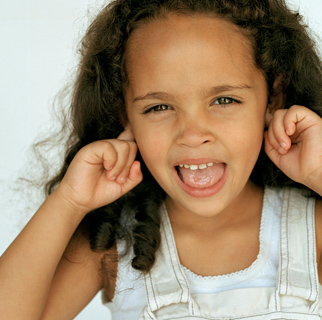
[176,166,184,182]
[174,162,226,189]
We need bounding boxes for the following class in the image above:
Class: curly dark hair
[45,0,322,274]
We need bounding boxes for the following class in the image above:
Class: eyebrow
[132,85,253,103]
[133,91,175,103]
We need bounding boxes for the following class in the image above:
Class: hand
[264,105,322,195]
[54,128,142,215]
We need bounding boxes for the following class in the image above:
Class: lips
[173,159,227,197]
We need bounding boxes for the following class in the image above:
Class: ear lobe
[124,123,133,133]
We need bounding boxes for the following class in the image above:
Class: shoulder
[41,235,118,319]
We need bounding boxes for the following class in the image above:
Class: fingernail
[118,176,125,183]
[110,176,116,181]
[280,142,287,149]
[278,147,286,154]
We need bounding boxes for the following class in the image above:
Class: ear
[125,122,136,140]
[267,75,286,114]
[124,122,133,133]
[119,112,128,129]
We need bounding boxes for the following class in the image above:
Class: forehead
[125,14,262,95]
[128,13,250,47]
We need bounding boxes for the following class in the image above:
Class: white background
[0,1,322,319]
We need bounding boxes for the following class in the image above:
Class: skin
[1,13,322,320]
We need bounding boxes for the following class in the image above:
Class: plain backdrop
[1,1,322,319]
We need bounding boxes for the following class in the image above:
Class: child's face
[125,14,268,217]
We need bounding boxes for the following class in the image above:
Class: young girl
[2,0,322,319]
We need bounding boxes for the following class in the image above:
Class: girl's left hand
[264,105,322,195]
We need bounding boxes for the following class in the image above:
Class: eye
[213,97,240,105]
[143,104,172,114]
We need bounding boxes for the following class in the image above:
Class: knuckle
[130,141,138,150]
[274,109,285,117]
[102,140,114,151]
[118,140,131,152]
[290,104,301,110]
[124,141,132,152]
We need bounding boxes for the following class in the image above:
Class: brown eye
[153,105,170,111]
[215,97,235,105]
[144,104,172,113]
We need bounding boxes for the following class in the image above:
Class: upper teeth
[179,163,214,170]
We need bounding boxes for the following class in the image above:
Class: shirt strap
[275,187,319,311]
[143,203,200,316]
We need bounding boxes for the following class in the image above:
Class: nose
[175,113,215,148]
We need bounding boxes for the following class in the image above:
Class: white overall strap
[275,187,319,311]
[142,203,200,317]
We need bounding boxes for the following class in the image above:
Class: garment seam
[277,188,287,307]
[310,197,319,303]
[307,199,314,301]
[164,203,192,303]
[286,189,290,295]
[149,270,159,310]
[164,215,185,302]
[151,310,322,320]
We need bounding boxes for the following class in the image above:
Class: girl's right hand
[54,128,142,216]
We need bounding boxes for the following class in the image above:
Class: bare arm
[0,128,142,320]
[40,236,114,320]
[0,192,85,319]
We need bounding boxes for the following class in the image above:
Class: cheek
[135,131,172,185]
[134,128,165,162]
[138,138,165,162]
[227,116,265,159]
[132,119,169,151]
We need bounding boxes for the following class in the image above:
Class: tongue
[178,163,225,189]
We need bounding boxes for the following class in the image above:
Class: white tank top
[103,187,321,319]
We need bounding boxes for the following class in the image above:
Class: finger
[114,161,143,196]
[81,140,118,169]
[117,126,135,141]
[126,160,143,186]
[266,122,281,154]
[269,109,291,154]
[99,142,119,174]
[82,140,123,180]
[282,105,311,138]
[264,131,281,166]
[115,141,139,184]
[105,140,133,181]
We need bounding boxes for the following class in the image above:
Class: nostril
[176,129,214,147]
